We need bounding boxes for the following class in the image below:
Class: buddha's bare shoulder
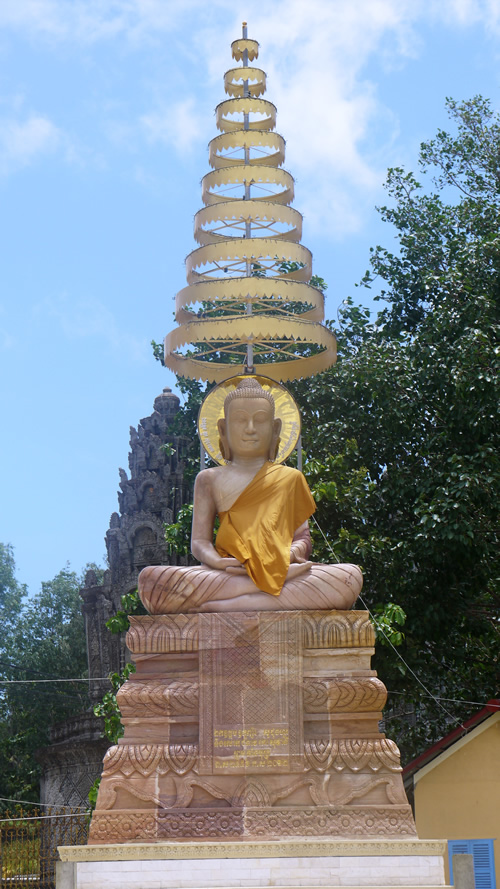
[193,467,222,491]
[198,463,267,514]
[194,466,231,498]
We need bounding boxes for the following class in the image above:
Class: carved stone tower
[38,387,193,808]
[81,386,192,707]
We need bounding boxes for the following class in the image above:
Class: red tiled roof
[402,698,500,779]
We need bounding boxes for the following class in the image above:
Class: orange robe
[215,461,316,596]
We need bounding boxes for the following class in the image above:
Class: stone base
[57,839,450,889]
[88,805,416,843]
[89,611,417,845]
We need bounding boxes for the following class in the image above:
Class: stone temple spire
[164,24,337,383]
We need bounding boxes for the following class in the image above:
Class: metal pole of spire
[297,434,303,472]
[242,22,254,372]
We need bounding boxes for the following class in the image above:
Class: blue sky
[1,0,500,595]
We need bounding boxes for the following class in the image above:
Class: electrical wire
[385,691,500,708]
[2,523,490,724]
[0,796,87,810]
[0,812,88,822]
[0,678,109,684]
[311,514,468,731]
[0,676,495,711]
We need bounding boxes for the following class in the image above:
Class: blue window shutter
[449,840,496,889]
[473,841,496,889]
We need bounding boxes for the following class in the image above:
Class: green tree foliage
[164,504,195,558]
[90,596,142,809]
[290,96,499,758]
[92,592,145,754]
[0,543,27,630]
[0,551,91,807]
[147,97,498,762]
[93,662,136,745]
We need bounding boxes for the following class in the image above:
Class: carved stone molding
[244,805,417,838]
[304,738,401,773]
[116,680,199,717]
[126,610,376,654]
[102,744,199,778]
[302,611,375,649]
[173,774,320,809]
[98,766,406,813]
[97,777,167,811]
[126,615,199,653]
[88,804,416,843]
[61,837,448,861]
[89,811,160,844]
[303,677,387,713]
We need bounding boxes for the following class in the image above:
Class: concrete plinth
[57,838,451,889]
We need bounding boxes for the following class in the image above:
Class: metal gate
[0,808,88,889]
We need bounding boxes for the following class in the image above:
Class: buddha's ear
[217,417,231,462]
[269,417,282,461]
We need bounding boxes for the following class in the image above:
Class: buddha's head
[217,379,282,462]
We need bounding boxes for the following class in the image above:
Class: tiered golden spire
[164,25,337,383]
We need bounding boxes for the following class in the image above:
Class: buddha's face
[218,396,281,462]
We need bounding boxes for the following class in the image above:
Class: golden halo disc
[198,374,301,465]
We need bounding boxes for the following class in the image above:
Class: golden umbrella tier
[208,131,285,168]
[185,240,312,284]
[193,202,303,245]
[174,278,325,323]
[164,317,337,384]
[201,166,295,206]
[224,66,267,97]
[163,27,337,383]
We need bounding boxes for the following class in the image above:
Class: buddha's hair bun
[223,378,275,413]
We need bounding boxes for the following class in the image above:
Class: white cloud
[41,294,149,363]
[0,0,204,44]
[196,0,418,234]
[0,0,65,37]
[140,97,203,155]
[192,0,500,233]
[0,0,122,41]
[0,114,61,175]
[431,0,500,28]
[3,0,500,229]
[103,119,137,150]
[2,0,500,44]
[0,329,16,350]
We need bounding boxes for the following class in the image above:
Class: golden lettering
[213,724,290,766]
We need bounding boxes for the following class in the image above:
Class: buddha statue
[139,378,363,614]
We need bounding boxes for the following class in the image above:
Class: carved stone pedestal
[88,610,416,844]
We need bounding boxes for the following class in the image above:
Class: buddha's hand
[218,557,247,575]
[197,546,246,574]
[224,560,248,575]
